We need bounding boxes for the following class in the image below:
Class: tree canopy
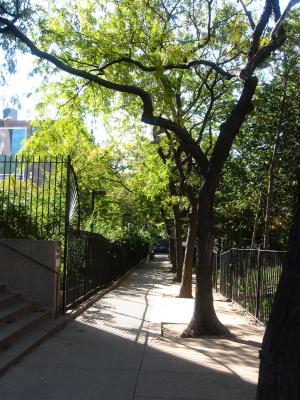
[1,0,299,339]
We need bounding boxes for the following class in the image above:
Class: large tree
[0,0,298,336]
[256,158,300,399]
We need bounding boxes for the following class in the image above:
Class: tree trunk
[251,187,264,248]
[181,188,231,337]
[168,236,177,272]
[256,184,300,400]
[263,83,287,250]
[173,204,184,281]
[161,207,177,271]
[179,204,197,298]
[181,77,259,337]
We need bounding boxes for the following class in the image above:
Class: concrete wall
[0,240,61,315]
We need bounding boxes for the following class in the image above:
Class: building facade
[0,108,32,157]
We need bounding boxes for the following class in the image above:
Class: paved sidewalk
[0,256,265,400]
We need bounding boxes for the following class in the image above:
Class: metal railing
[0,155,75,239]
[214,248,286,324]
[64,231,148,310]
[0,155,148,313]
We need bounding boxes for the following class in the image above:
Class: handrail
[0,241,59,276]
[222,247,287,254]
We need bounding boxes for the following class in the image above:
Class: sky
[0,52,108,145]
[0,53,41,120]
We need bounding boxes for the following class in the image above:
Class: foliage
[215,13,300,250]
[19,113,172,242]
[0,190,41,239]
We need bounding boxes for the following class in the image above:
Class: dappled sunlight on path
[0,256,263,400]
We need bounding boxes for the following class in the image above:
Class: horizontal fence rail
[214,248,286,324]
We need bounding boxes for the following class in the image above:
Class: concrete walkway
[0,256,265,400]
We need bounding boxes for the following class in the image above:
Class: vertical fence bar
[255,249,262,319]
[35,156,41,234]
[62,156,71,313]
[52,156,58,236]
[58,156,64,235]
[24,157,29,219]
[229,248,234,300]
[1,156,7,216]
[40,156,47,236]
[13,155,17,210]
[29,156,35,233]
[17,156,24,236]
[216,251,219,291]
[6,156,13,227]
[84,233,89,298]
[47,157,52,234]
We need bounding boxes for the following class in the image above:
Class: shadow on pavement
[0,319,257,400]
[0,258,259,400]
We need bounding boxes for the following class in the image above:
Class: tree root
[181,319,233,338]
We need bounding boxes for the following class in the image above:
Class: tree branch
[241,31,286,80]
[148,115,209,173]
[100,57,233,80]
[0,16,210,174]
[238,0,256,30]
[207,76,258,192]
[0,16,154,115]
[247,0,273,60]
[271,0,300,37]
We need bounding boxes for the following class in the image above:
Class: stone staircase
[0,283,66,375]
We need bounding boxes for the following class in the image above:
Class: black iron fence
[64,231,148,310]
[0,155,148,313]
[213,248,286,324]
[0,155,79,238]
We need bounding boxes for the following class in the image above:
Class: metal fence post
[219,251,223,295]
[255,249,262,319]
[62,156,71,314]
[229,248,235,300]
[216,251,220,292]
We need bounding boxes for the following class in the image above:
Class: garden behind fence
[212,248,286,324]
[0,155,148,313]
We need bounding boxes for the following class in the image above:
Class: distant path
[0,256,264,400]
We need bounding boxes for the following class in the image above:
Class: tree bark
[162,210,176,271]
[173,204,184,281]
[179,204,197,298]
[168,236,176,269]
[181,188,231,337]
[256,183,300,400]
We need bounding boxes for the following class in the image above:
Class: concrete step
[0,301,36,325]
[0,315,68,376]
[0,292,20,309]
[0,308,52,350]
